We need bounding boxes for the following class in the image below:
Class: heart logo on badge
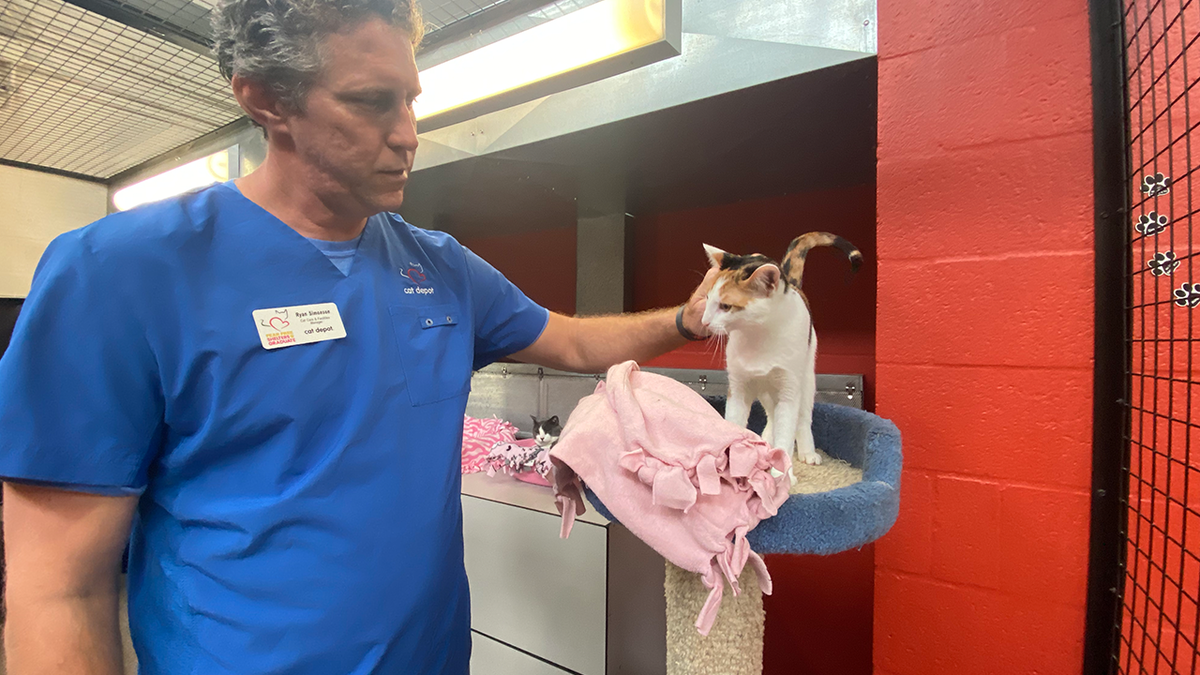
[269,316,290,331]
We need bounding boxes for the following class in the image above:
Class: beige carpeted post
[663,449,864,675]
[665,561,764,675]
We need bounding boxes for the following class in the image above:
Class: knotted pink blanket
[550,361,791,635]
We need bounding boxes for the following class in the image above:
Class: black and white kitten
[530,415,562,450]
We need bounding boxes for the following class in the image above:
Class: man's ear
[231,74,291,139]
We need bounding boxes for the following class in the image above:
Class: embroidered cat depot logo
[403,262,427,285]
[403,262,435,295]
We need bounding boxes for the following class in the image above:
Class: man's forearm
[5,590,126,675]
[567,308,688,373]
[512,268,716,373]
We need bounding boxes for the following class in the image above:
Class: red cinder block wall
[874,0,1096,673]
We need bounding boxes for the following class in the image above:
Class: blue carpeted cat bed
[584,399,902,556]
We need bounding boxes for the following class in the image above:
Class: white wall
[0,164,109,298]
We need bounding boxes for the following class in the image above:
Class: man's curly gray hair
[212,0,424,114]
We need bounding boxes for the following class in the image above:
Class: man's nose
[388,108,419,152]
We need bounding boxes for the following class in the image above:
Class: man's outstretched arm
[511,269,716,373]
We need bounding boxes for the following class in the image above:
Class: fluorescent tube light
[414,0,678,126]
[113,148,231,211]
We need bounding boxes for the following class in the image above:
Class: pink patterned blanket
[462,416,553,487]
[461,415,519,474]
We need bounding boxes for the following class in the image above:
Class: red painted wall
[460,226,578,316]
[874,1,1095,673]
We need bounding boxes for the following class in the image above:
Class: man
[0,0,714,673]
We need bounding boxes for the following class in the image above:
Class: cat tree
[586,400,903,675]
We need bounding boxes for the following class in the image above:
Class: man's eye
[355,97,392,111]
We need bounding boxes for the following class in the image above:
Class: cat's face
[700,244,782,335]
[531,415,562,449]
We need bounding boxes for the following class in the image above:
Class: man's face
[284,19,421,215]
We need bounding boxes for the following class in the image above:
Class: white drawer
[462,493,608,675]
[470,631,572,675]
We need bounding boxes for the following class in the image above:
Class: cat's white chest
[727,339,808,377]
[728,358,778,381]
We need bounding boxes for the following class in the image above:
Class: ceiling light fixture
[112,147,233,212]
[414,0,680,129]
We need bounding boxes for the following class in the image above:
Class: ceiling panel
[0,0,241,179]
[420,0,508,32]
[97,0,217,48]
[0,0,548,181]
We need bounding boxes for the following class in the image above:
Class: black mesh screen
[1114,1,1200,672]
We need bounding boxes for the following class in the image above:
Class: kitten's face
[701,245,782,336]
[531,415,562,449]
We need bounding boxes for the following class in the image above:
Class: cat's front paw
[801,451,822,466]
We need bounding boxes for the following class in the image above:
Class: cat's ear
[531,415,539,426]
[749,264,781,293]
[548,416,559,425]
[702,244,726,268]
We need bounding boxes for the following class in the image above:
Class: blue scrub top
[0,182,549,674]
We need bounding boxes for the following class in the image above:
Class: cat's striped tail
[781,232,863,290]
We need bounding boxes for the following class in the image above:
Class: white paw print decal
[1174,282,1200,308]
[1136,211,1171,235]
[1148,251,1181,276]
[1141,172,1172,197]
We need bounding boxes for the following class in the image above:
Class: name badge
[252,302,347,350]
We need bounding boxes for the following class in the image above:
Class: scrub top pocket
[389,303,473,406]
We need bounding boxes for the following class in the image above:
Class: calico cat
[531,415,562,450]
[700,233,862,480]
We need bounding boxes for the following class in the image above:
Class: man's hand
[511,268,720,373]
[681,267,718,339]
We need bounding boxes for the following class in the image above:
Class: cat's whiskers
[703,330,726,361]
[710,332,730,365]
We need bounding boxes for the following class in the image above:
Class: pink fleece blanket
[550,361,791,635]
[485,439,553,487]
[461,416,519,474]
